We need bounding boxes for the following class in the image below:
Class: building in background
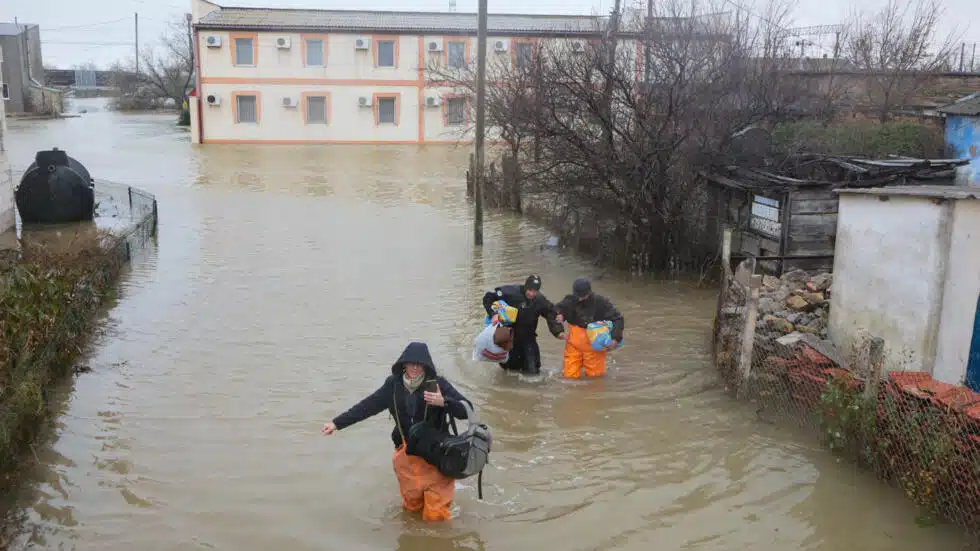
[0,45,14,235]
[0,21,62,116]
[939,92,980,186]
[189,0,649,145]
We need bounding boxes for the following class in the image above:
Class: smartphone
[424,379,439,393]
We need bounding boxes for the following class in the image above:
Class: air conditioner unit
[425,95,441,107]
[571,40,584,52]
[281,96,297,108]
[428,40,443,52]
[354,37,371,50]
[358,96,372,107]
[205,35,222,48]
[493,39,508,52]
[276,37,291,49]
[206,93,221,106]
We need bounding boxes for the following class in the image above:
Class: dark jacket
[556,293,625,342]
[331,342,471,449]
[482,284,564,339]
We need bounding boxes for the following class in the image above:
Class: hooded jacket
[555,293,625,342]
[331,342,472,449]
[482,284,564,339]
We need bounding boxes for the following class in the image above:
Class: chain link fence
[713,229,980,540]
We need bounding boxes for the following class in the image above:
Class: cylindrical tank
[15,148,96,224]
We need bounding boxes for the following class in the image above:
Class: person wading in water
[555,277,625,379]
[321,342,472,521]
[481,275,565,375]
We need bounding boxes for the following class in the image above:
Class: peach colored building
[189,0,644,145]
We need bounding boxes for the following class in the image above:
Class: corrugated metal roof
[938,92,980,116]
[0,22,34,36]
[195,6,613,35]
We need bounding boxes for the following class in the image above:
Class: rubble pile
[757,269,833,340]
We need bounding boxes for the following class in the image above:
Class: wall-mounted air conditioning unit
[493,39,508,52]
[206,93,221,106]
[354,37,371,50]
[358,96,372,107]
[205,35,222,48]
[570,40,584,53]
[276,37,292,49]
[281,96,297,108]
[425,95,441,107]
[427,38,443,52]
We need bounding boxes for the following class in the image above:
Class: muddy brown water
[0,99,971,550]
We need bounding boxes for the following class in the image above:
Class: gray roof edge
[835,185,980,200]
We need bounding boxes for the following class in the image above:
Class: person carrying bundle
[555,278,624,379]
[481,275,564,375]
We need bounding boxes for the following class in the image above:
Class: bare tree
[842,0,960,122]
[138,15,195,107]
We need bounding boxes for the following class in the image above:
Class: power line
[41,18,131,32]
[42,41,134,46]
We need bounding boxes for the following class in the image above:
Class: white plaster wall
[200,83,420,143]
[829,194,947,374]
[934,199,980,384]
[0,47,13,234]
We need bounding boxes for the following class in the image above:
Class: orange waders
[562,325,607,378]
[392,444,455,521]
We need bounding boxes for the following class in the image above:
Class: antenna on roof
[449,0,457,12]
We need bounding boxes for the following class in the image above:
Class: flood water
[0,99,972,550]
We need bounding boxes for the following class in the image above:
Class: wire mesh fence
[713,229,980,539]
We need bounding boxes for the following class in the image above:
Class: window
[376,40,396,68]
[515,42,533,69]
[377,96,397,125]
[447,41,466,68]
[236,94,258,123]
[306,95,327,124]
[234,37,255,66]
[446,97,466,126]
[305,39,324,66]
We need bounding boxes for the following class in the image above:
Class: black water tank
[15,148,96,224]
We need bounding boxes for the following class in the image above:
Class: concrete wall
[0,35,25,113]
[945,115,980,186]
[830,188,980,386]
[934,199,980,384]
[0,48,13,235]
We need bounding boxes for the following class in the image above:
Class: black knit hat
[573,277,592,298]
[525,275,542,291]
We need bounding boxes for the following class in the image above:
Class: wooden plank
[791,199,839,214]
[784,257,835,274]
[739,233,781,256]
[791,189,838,201]
[789,213,838,242]
[787,240,836,257]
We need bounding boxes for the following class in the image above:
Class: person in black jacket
[321,341,471,522]
[481,274,565,375]
[555,277,625,378]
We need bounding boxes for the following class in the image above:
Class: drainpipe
[194,26,204,143]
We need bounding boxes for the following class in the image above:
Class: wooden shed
[703,155,968,276]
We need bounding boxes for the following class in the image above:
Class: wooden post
[466,153,475,197]
[722,227,733,283]
[737,274,762,394]
[473,0,488,247]
[863,337,885,400]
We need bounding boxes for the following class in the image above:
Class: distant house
[938,92,980,186]
[0,21,61,116]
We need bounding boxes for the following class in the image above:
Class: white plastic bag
[472,323,510,363]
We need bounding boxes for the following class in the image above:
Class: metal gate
[967,293,980,392]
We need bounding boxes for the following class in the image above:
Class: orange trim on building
[202,77,419,86]
[231,91,262,123]
[300,91,331,124]
[373,35,400,69]
[372,92,401,126]
[300,34,329,67]
[230,32,259,66]
[442,36,472,68]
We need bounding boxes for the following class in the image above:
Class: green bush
[771,121,945,159]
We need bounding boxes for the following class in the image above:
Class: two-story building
[189,0,646,145]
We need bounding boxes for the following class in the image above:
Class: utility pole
[473,0,487,246]
[135,12,140,77]
[601,0,621,149]
[643,0,652,84]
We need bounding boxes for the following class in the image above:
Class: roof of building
[937,92,980,117]
[195,5,618,36]
[0,22,35,36]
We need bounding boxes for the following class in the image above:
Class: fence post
[863,337,885,400]
[737,274,762,396]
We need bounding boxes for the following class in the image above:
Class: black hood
[391,341,438,378]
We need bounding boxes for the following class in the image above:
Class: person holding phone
[321,341,472,522]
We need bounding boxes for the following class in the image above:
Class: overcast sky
[0,0,975,69]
